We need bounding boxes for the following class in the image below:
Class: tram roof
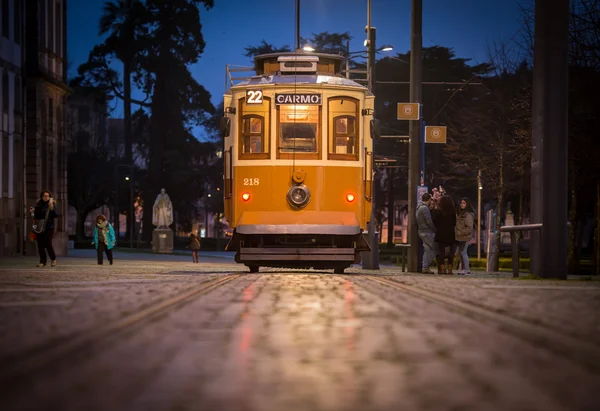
[232,74,369,92]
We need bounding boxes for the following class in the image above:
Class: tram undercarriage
[227,232,371,273]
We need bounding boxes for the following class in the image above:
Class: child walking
[92,215,116,265]
[188,232,201,263]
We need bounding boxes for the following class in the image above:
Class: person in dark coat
[30,190,59,268]
[432,195,457,274]
[188,232,201,263]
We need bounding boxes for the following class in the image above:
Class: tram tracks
[0,274,240,388]
[360,275,600,372]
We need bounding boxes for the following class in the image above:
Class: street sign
[417,186,429,203]
[397,103,421,120]
[424,126,447,143]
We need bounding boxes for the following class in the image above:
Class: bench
[394,244,411,272]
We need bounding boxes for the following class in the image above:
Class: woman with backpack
[455,197,475,275]
[30,190,59,268]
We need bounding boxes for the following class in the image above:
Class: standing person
[456,197,475,275]
[188,232,201,263]
[416,193,437,274]
[92,215,116,265]
[30,190,59,268]
[433,195,457,274]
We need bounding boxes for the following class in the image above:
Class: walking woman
[432,195,457,274]
[92,215,116,265]
[456,197,475,275]
[30,190,59,267]
[188,232,201,263]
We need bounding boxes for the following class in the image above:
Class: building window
[55,2,61,57]
[1,0,9,39]
[328,97,359,161]
[238,96,270,160]
[277,104,321,160]
[13,75,21,113]
[13,0,20,44]
[2,71,8,115]
[48,98,54,132]
[48,0,54,53]
[39,0,46,48]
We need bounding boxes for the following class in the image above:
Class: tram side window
[242,116,263,153]
[277,105,320,159]
[328,98,359,160]
[239,96,270,159]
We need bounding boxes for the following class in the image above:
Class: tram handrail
[364,148,373,201]
[224,146,233,199]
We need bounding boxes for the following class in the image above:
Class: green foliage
[302,31,352,55]
[244,40,291,59]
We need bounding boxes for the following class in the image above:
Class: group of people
[31,189,200,267]
[31,190,117,267]
[416,192,475,275]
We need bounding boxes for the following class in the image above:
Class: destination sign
[275,93,322,105]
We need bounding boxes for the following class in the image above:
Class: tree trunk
[567,162,577,274]
[142,62,168,243]
[516,175,524,261]
[387,169,394,247]
[493,149,504,272]
[595,179,600,276]
[124,60,133,246]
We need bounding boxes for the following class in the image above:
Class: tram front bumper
[235,211,362,235]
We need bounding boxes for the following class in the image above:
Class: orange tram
[220,51,379,273]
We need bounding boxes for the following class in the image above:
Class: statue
[153,188,173,229]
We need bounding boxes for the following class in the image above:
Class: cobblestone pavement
[1,252,599,411]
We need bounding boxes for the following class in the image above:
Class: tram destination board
[275,93,322,105]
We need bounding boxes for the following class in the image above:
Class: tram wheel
[248,265,259,273]
[334,267,345,274]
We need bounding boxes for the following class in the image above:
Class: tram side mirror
[370,118,381,139]
[219,117,231,138]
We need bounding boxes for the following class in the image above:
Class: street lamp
[345,44,394,79]
[477,169,482,260]
[115,163,135,249]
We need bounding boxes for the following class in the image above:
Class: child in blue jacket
[92,215,116,265]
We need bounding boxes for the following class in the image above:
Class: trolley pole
[295,0,300,50]
[407,0,423,272]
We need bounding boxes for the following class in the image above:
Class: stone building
[0,0,69,258]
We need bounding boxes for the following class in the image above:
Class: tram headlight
[287,184,311,209]
[346,193,355,202]
[242,192,251,201]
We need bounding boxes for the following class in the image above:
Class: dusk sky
[67,0,527,128]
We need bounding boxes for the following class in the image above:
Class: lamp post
[116,163,135,248]
[477,169,482,260]
[344,44,393,80]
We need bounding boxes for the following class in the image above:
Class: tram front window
[280,123,317,152]
[278,105,319,154]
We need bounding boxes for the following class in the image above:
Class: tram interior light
[242,192,251,201]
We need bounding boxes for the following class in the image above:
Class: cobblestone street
[1,250,599,411]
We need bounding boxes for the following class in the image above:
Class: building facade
[0,0,69,259]
[0,0,25,257]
